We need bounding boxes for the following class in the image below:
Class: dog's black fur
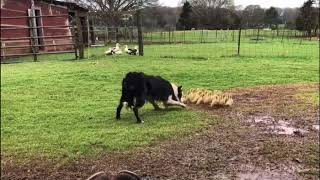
[116,72,184,123]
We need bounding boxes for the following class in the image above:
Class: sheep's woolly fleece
[182,88,233,107]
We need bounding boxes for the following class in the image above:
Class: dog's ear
[178,86,182,90]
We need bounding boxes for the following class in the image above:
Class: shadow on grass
[160,55,209,61]
[114,107,186,124]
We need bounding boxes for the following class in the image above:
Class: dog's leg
[133,107,142,123]
[116,96,126,120]
[133,96,145,123]
[164,95,187,108]
[163,102,168,109]
[148,98,161,110]
[116,101,123,120]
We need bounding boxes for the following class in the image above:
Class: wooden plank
[1,14,70,19]
[1,50,75,57]
[1,25,74,30]
[1,35,74,41]
[1,43,75,49]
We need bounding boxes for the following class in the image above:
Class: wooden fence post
[169,27,171,43]
[201,29,204,43]
[237,27,241,56]
[232,29,235,42]
[136,8,144,56]
[28,8,38,62]
[71,25,78,59]
[256,28,260,43]
[75,12,84,59]
[104,27,107,45]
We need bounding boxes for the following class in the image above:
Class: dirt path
[2,83,319,180]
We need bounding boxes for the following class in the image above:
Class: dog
[116,72,186,123]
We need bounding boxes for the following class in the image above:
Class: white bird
[105,43,122,55]
[113,43,122,55]
[104,47,114,55]
[124,45,138,55]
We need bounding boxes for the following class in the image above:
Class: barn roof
[39,0,88,12]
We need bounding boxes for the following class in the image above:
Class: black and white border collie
[116,72,186,123]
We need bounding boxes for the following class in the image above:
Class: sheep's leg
[164,95,186,108]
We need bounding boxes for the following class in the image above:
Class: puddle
[312,125,319,131]
[237,171,297,180]
[236,165,300,180]
[272,120,307,135]
[248,116,308,135]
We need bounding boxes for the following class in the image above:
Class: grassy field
[1,41,319,162]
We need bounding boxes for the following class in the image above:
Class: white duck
[105,47,114,55]
[105,43,122,55]
[124,45,138,55]
[113,43,122,55]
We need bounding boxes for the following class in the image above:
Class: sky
[158,0,306,8]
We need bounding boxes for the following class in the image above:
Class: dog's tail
[118,170,141,180]
[86,171,107,180]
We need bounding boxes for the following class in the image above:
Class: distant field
[1,40,318,161]
[143,29,308,43]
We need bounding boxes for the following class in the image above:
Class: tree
[241,5,265,28]
[282,8,299,29]
[189,0,234,9]
[75,0,158,26]
[177,1,193,30]
[296,0,318,38]
[188,0,235,29]
[264,7,280,29]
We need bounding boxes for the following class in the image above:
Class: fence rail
[1,14,70,19]
[1,12,78,62]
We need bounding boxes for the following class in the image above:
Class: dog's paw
[136,120,144,124]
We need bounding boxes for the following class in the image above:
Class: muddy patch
[247,115,309,136]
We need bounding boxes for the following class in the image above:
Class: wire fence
[2,25,319,62]
[87,27,319,59]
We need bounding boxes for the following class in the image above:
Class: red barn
[1,0,88,59]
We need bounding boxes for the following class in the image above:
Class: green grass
[1,41,319,161]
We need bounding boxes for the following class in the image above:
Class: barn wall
[1,0,73,56]
[1,0,32,55]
